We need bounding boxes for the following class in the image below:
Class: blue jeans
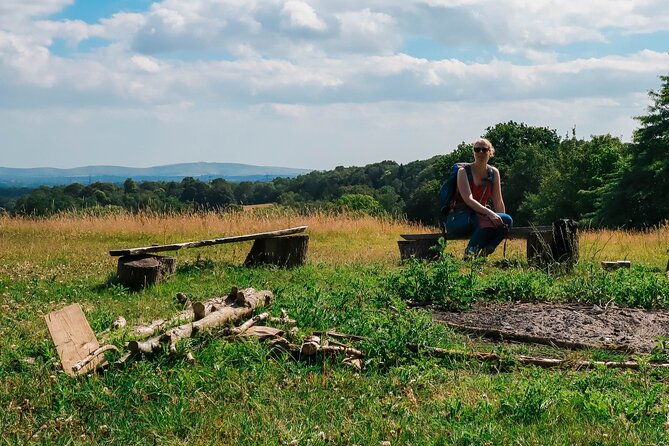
[445,207,513,256]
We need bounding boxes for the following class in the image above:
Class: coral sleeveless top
[454,168,493,207]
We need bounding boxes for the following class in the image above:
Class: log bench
[110,227,309,288]
[398,219,579,268]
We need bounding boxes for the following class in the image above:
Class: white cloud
[0,0,668,168]
[281,1,327,32]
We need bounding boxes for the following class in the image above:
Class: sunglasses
[473,146,489,153]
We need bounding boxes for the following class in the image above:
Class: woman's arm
[491,167,506,213]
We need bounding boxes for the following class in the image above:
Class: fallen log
[128,288,272,355]
[444,321,632,352]
[407,344,669,370]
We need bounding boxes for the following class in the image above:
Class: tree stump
[666,258,669,282]
[398,239,441,261]
[551,219,579,268]
[117,254,177,289]
[244,234,308,267]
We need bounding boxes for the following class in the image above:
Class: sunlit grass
[1,210,668,444]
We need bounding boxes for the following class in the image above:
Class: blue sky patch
[51,0,154,23]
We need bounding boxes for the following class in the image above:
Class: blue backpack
[439,163,494,223]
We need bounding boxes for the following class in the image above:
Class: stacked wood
[117,254,176,289]
[128,288,272,355]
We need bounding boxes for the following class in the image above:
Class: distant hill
[0,162,313,187]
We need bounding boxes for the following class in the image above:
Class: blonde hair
[473,138,494,157]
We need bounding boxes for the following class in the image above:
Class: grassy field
[1,210,668,445]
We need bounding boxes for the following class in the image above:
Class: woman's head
[473,138,494,158]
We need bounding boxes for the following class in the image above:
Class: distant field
[1,211,668,444]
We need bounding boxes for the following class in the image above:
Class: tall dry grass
[1,209,667,280]
[0,209,425,280]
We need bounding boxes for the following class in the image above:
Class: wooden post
[117,254,177,289]
[551,219,579,268]
[244,234,309,267]
[398,239,441,261]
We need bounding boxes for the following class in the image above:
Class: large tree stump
[244,234,308,267]
[551,219,579,267]
[117,254,176,289]
[398,239,441,261]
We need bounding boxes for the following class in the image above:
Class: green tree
[527,133,624,225]
[598,74,669,227]
[335,194,385,217]
[483,122,560,225]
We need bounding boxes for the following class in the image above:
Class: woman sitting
[445,138,513,259]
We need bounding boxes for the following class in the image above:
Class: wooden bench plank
[400,226,552,241]
[109,226,308,256]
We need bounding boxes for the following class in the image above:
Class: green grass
[1,215,669,444]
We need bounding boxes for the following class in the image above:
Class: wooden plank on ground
[109,226,309,256]
[44,304,102,377]
[400,226,552,241]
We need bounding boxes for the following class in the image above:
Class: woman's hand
[487,210,505,227]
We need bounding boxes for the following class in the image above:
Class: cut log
[397,239,441,261]
[117,254,176,289]
[128,288,272,355]
[300,335,321,356]
[601,260,632,270]
[244,234,309,267]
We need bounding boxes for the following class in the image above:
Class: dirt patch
[434,302,669,352]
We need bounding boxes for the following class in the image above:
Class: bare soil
[434,302,669,352]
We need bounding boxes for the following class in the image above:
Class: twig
[71,345,119,374]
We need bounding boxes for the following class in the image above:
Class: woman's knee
[499,213,513,228]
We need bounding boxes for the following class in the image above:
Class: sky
[0,1,668,170]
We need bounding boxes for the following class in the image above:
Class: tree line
[2,74,667,229]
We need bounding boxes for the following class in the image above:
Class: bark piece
[244,235,309,267]
[117,254,176,289]
[45,304,105,377]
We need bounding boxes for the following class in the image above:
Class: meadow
[1,209,668,445]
